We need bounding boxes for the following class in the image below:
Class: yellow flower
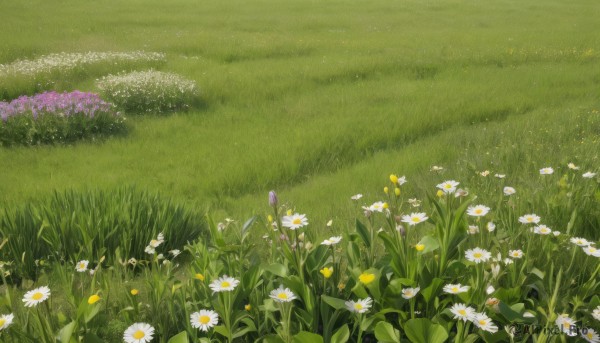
[359,272,376,285]
[286,209,292,216]
[394,188,401,196]
[383,202,389,209]
[415,244,425,252]
[245,304,252,311]
[130,289,139,296]
[384,187,389,194]
[436,190,444,198]
[195,273,205,281]
[267,215,273,223]
[87,294,101,305]
[390,174,399,184]
[320,267,333,279]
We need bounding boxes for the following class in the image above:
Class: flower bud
[384,186,389,194]
[268,191,278,207]
[390,174,399,184]
[394,187,401,196]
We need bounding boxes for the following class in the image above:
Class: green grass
[1,0,599,230]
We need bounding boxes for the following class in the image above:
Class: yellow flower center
[221,281,231,288]
[412,217,421,223]
[195,273,205,281]
[458,309,466,316]
[131,289,139,295]
[32,292,44,300]
[587,333,593,339]
[0,319,5,326]
[405,291,413,297]
[79,263,86,269]
[475,209,482,214]
[527,217,534,222]
[354,303,363,310]
[292,218,302,225]
[150,240,158,245]
[277,293,288,300]
[478,320,487,326]
[444,184,452,189]
[473,253,482,259]
[452,287,459,293]
[359,273,375,284]
[133,330,145,339]
[320,267,333,278]
[590,248,597,252]
[199,315,210,324]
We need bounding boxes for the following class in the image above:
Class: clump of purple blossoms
[0,91,115,121]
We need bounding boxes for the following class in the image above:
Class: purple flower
[269,191,278,207]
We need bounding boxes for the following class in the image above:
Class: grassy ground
[1,0,599,229]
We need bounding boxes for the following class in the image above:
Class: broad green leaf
[416,235,440,254]
[167,331,188,343]
[355,219,371,247]
[58,321,76,343]
[404,318,448,343]
[264,263,288,278]
[421,278,444,304]
[374,322,400,343]
[331,325,350,343]
[261,335,285,343]
[83,333,104,343]
[214,325,230,338]
[322,295,347,310]
[293,331,323,343]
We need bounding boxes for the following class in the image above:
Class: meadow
[0,0,599,341]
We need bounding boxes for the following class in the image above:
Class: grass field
[2,0,600,342]
[1,0,599,225]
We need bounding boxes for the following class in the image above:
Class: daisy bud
[384,186,389,194]
[436,190,444,198]
[394,187,401,196]
[245,304,252,311]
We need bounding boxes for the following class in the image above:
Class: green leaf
[167,331,188,343]
[261,335,286,343]
[331,325,350,343]
[214,325,230,338]
[416,235,440,254]
[421,278,444,304]
[82,333,104,343]
[264,263,288,278]
[241,216,257,239]
[355,219,371,247]
[293,331,324,343]
[374,322,401,343]
[58,321,76,343]
[322,295,347,310]
[404,318,448,343]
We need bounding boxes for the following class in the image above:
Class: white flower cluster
[0,51,166,78]
[96,70,198,114]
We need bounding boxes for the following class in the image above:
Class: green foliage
[0,187,205,281]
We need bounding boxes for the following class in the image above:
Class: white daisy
[486,285,496,295]
[368,201,386,213]
[568,163,580,170]
[351,194,363,200]
[582,328,600,343]
[402,287,420,299]
[467,205,490,217]
[583,172,597,179]
[468,225,479,235]
[480,170,490,177]
[149,233,164,248]
[592,305,600,321]
[437,180,460,194]
[508,250,524,259]
[0,313,14,331]
[503,187,516,196]
[430,166,444,172]
[518,214,541,224]
[583,246,600,257]
[486,222,496,232]
[321,236,342,246]
[281,213,308,230]
[533,225,552,235]
[443,284,470,294]
[540,167,554,175]
[401,213,429,226]
[555,314,577,336]
[190,310,219,332]
[209,275,240,293]
[269,285,297,303]
[553,231,561,236]
[124,322,155,343]
[408,198,421,207]
[144,245,156,255]
[450,303,475,322]
[494,174,506,179]
[76,260,89,272]
[471,312,498,333]
[22,286,51,307]
[345,297,372,313]
[571,237,592,247]
[169,249,181,257]
[465,248,491,263]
